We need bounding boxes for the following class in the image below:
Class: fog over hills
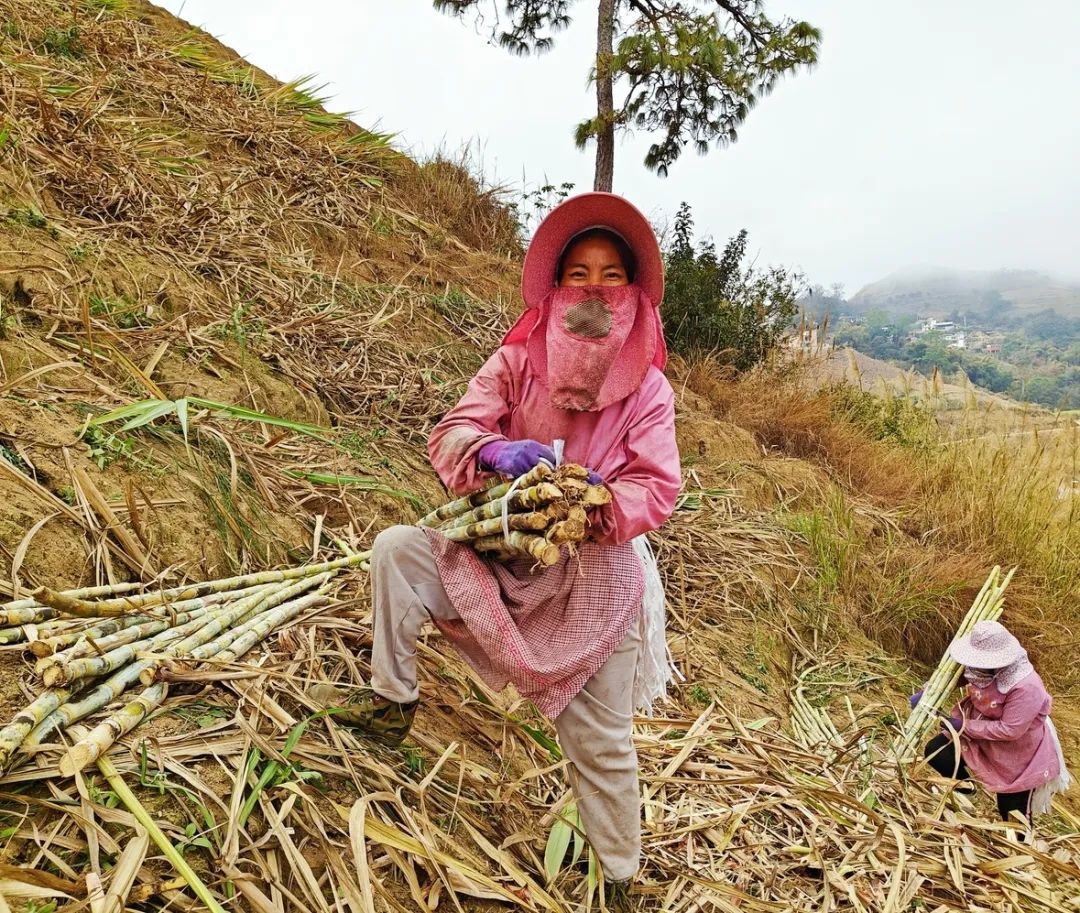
[850,267,1080,320]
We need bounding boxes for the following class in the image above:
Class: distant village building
[916,318,956,334]
[984,342,1002,354]
[946,332,966,350]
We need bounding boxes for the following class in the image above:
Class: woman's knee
[372,526,437,578]
[924,733,949,763]
[373,524,426,555]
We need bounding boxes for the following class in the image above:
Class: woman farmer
[312,192,681,901]
[919,620,1071,824]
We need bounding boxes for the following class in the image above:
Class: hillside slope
[0,2,1077,911]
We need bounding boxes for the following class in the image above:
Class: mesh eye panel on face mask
[563,298,612,338]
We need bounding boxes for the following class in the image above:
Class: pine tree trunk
[594,0,616,192]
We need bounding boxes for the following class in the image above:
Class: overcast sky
[159,0,1079,293]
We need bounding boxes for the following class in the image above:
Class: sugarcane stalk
[908,578,1010,749]
[0,606,58,626]
[135,573,331,684]
[26,581,278,657]
[45,577,316,686]
[417,463,555,527]
[0,686,78,771]
[211,591,329,665]
[24,661,154,749]
[582,485,611,506]
[543,504,588,524]
[1,616,87,646]
[28,616,151,657]
[906,570,1003,736]
[42,604,229,688]
[439,514,552,546]
[789,694,819,735]
[437,484,565,531]
[54,583,328,769]
[471,532,561,566]
[915,568,998,706]
[44,580,284,687]
[552,464,590,482]
[95,755,228,913]
[0,626,26,645]
[546,518,587,546]
[60,682,168,776]
[37,581,281,671]
[790,697,830,747]
[904,569,998,739]
[32,553,368,618]
[180,578,331,664]
[896,566,1014,759]
[36,605,215,680]
[470,538,522,562]
[1,580,143,615]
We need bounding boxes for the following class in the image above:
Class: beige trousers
[369,525,642,881]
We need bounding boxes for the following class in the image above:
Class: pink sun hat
[949,620,1025,669]
[521,192,665,309]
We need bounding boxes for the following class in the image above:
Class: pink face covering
[525,284,657,411]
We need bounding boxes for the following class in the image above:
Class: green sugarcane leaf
[91,399,175,429]
[119,401,179,431]
[544,808,574,881]
[187,397,328,440]
[569,805,585,867]
[175,397,190,449]
[285,470,429,513]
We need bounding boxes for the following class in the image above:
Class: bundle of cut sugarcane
[893,565,1016,762]
[417,462,610,567]
[0,464,609,777]
[789,669,844,754]
[0,566,347,777]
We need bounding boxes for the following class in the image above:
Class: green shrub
[827,384,935,450]
[663,202,801,369]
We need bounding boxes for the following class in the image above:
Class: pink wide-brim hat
[949,620,1025,669]
[521,192,664,309]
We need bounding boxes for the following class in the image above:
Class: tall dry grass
[679,356,1080,688]
[394,150,523,257]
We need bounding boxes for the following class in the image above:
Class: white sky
[158,0,1080,293]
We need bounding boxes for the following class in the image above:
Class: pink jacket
[421,340,680,716]
[428,342,681,545]
[955,672,1060,793]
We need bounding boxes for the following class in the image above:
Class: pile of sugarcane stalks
[789,666,844,754]
[0,564,345,777]
[417,462,610,566]
[0,464,608,777]
[893,565,1016,762]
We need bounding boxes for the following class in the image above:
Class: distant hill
[850,267,1080,321]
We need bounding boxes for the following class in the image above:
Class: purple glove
[909,689,924,710]
[478,439,556,478]
[937,713,963,733]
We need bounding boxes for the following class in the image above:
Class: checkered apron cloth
[423,530,645,718]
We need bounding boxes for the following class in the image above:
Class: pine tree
[433,1,820,191]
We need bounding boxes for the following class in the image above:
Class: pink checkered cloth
[424,343,681,718]
[425,534,644,717]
